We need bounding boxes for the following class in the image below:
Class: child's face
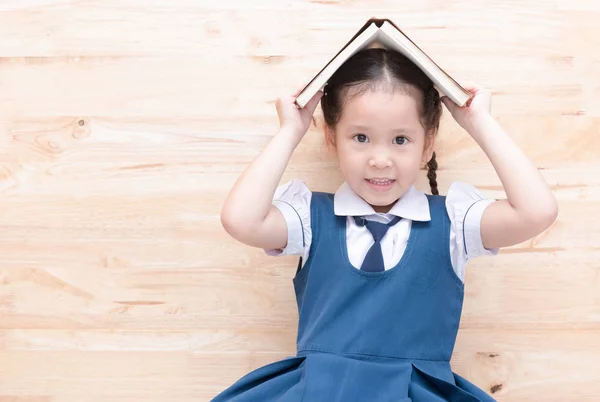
[327,88,434,213]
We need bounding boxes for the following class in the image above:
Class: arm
[220,89,323,250]
[442,86,559,249]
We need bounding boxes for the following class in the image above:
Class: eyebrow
[348,125,414,134]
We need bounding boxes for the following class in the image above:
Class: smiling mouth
[366,178,395,185]
[365,178,396,192]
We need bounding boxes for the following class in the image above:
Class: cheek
[336,145,364,174]
[392,150,423,172]
[337,150,355,173]
[403,151,422,165]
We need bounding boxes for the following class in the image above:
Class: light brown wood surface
[1,1,599,401]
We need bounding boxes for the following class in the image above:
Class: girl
[215,48,558,401]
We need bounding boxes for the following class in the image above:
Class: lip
[365,178,395,192]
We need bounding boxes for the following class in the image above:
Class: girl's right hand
[275,87,324,141]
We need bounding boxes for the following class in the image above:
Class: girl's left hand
[441,83,492,133]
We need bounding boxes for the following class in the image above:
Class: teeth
[369,179,393,185]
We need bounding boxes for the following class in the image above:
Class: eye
[353,134,369,143]
[393,136,408,145]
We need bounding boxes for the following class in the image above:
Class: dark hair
[321,48,442,195]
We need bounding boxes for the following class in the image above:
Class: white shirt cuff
[464,199,499,258]
[264,200,305,256]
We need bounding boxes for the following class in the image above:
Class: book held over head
[295,18,473,109]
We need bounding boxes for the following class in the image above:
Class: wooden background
[1,0,599,401]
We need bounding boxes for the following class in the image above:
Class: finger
[460,81,482,93]
[441,96,458,112]
[302,90,324,113]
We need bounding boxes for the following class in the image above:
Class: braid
[423,87,441,196]
[427,151,439,195]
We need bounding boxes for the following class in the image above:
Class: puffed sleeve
[446,181,500,281]
[263,179,312,261]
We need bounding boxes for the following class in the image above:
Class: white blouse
[265,180,499,282]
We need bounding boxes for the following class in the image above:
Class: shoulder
[444,181,497,225]
[445,181,495,209]
[424,193,448,221]
[272,179,314,234]
[273,179,339,218]
[443,181,496,227]
[274,178,313,201]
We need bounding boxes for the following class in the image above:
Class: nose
[369,151,392,169]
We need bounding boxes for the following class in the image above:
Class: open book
[295,18,472,108]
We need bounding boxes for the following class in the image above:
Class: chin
[362,192,401,208]
[349,180,404,207]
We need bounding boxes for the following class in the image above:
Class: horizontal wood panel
[1,54,596,117]
[0,246,598,329]
[1,329,598,400]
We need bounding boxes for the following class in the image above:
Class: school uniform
[212,180,499,401]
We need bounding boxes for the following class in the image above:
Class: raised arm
[220,89,323,250]
[442,85,559,249]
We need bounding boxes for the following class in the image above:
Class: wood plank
[0,245,598,329]
[1,53,594,117]
[0,116,598,189]
[1,329,598,401]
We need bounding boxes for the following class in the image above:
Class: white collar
[333,182,431,221]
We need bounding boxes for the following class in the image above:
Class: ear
[421,132,435,168]
[324,124,336,152]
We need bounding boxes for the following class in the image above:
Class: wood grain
[0,1,598,401]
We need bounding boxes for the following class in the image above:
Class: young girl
[215,48,558,401]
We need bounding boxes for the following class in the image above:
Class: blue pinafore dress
[212,192,497,401]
